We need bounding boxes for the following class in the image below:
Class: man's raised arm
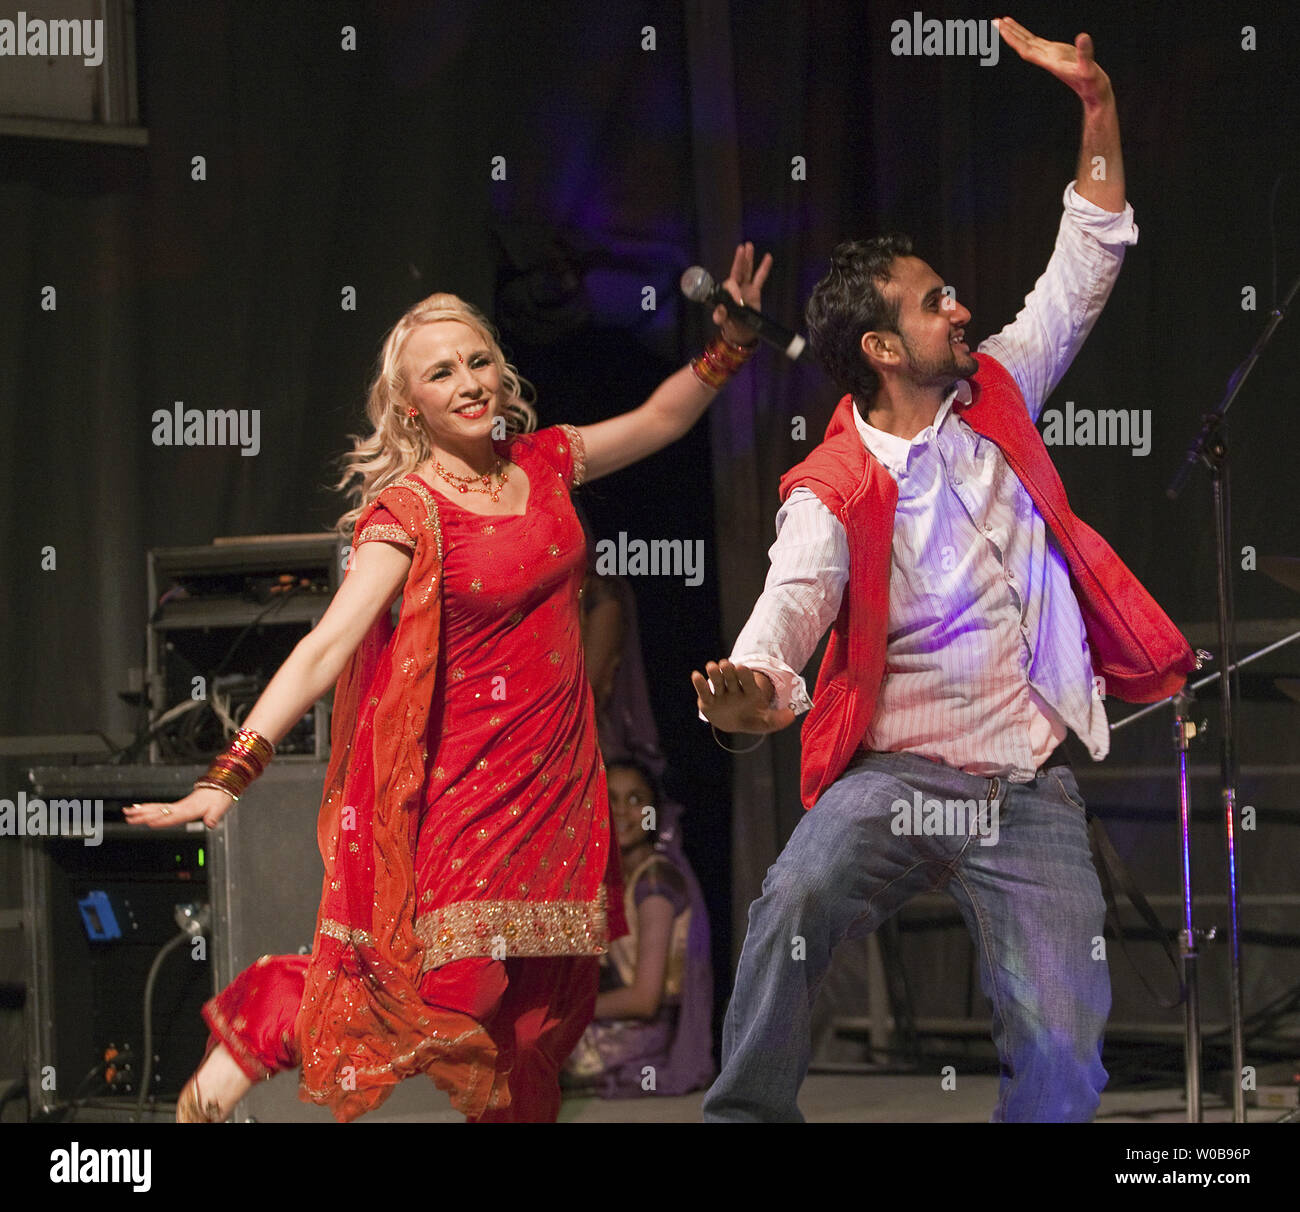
[996,16,1125,212]
[978,18,1137,417]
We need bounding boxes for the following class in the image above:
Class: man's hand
[997,15,1125,212]
[692,659,795,734]
[995,17,1113,110]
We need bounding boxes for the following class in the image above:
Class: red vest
[778,353,1195,811]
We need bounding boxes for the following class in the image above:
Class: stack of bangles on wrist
[193,727,275,801]
[690,331,757,389]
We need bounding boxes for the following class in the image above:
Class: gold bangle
[194,779,239,802]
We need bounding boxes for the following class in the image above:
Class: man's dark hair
[804,234,915,406]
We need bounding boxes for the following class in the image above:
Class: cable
[132,930,188,1121]
[34,1057,112,1123]
[135,903,210,1122]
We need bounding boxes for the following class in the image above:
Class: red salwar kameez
[201,424,627,1122]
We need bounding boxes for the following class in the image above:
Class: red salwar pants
[202,953,599,1122]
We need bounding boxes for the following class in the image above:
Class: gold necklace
[433,456,509,502]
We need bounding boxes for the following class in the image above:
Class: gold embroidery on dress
[413,890,608,971]
[392,475,446,563]
[320,918,376,948]
[298,1023,490,1101]
[558,422,586,487]
[357,522,417,548]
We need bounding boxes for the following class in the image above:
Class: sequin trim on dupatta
[320,918,376,948]
[298,1023,494,1108]
[393,474,445,561]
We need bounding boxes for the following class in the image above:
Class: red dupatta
[296,475,506,1121]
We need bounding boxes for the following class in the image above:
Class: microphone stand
[1112,627,1300,1121]
[1164,270,1300,1122]
[1170,679,1206,1122]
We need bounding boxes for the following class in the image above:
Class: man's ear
[860,330,899,374]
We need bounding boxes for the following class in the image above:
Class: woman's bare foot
[176,1043,253,1122]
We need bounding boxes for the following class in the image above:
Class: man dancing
[694,18,1194,1122]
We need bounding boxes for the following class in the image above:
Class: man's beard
[899,331,977,387]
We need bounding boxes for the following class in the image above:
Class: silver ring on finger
[160,806,172,816]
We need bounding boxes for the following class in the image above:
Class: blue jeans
[702,751,1109,1122]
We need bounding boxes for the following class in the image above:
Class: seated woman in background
[562,756,714,1098]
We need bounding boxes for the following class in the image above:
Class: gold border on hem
[298,1022,495,1116]
[414,891,608,972]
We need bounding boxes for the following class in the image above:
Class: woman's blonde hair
[333,293,537,537]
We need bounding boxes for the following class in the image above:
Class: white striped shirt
[730,182,1138,781]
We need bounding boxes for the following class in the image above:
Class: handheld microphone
[679,266,806,360]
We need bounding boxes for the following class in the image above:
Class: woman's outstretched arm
[576,242,772,483]
[124,538,413,829]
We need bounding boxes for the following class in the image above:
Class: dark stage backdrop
[2,0,1299,1062]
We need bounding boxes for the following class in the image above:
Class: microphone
[680,266,806,360]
